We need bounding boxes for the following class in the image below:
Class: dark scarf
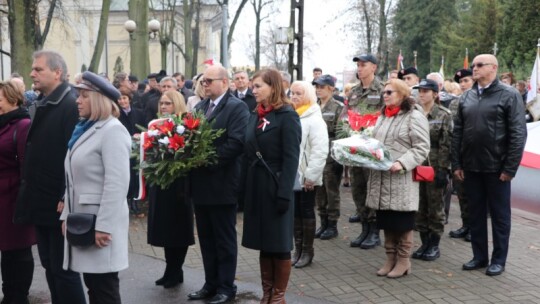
[68,119,96,150]
[0,107,30,129]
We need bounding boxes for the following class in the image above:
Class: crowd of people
[0,48,530,304]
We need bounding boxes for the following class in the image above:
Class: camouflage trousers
[315,160,343,221]
[416,180,446,236]
[453,177,469,226]
[350,167,376,223]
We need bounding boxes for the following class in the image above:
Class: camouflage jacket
[318,97,344,140]
[425,104,453,170]
[346,77,384,113]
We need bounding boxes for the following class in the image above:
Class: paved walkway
[21,186,540,303]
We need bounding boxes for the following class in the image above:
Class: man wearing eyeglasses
[452,54,526,276]
[188,65,249,303]
[347,53,384,250]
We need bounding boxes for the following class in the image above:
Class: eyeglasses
[383,90,395,96]
[160,101,172,106]
[202,78,222,86]
[471,62,494,69]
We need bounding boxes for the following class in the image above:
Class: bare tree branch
[39,0,58,48]
[0,49,10,57]
[228,0,248,47]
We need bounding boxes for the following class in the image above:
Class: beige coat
[366,106,430,212]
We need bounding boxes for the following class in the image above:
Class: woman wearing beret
[242,68,301,303]
[412,79,453,262]
[147,89,195,289]
[60,71,131,303]
[366,79,430,278]
[0,81,36,304]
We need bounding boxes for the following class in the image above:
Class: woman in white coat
[289,81,328,268]
[60,71,131,304]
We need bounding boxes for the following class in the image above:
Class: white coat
[61,116,131,273]
[297,104,329,186]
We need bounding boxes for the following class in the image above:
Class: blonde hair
[162,90,187,115]
[86,90,120,120]
[0,81,24,106]
[290,81,317,107]
[343,83,355,97]
[194,76,205,98]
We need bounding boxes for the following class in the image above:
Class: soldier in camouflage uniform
[347,54,384,249]
[314,75,344,240]
[412,79,453,261]
[447,69,474,242]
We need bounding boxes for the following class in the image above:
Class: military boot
[422,233,441,261]
[360,222,380,249]
[412,232,429,260]
[315,215,328,239]
[319,220,338,240]
[350,221,369,247]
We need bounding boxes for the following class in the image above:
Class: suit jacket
[190,92,250,206]
[60,117,131,273]
[234,89,257,112]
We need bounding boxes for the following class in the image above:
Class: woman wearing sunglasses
[412,79,453,262]
[366,78,430,278]
[147,90,194,289]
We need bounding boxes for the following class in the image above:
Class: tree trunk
[128,0,150,79]
[254,12,261,70]
[183,0,193,78]
[88,0,111,73]
[191,0,201,77]
[8,0,37,88]
[362,0,371,53]
[376,0,388,77]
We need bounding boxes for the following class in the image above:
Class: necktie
[206,102,215,118]
[478,88,483,95]
[238,92,245,99]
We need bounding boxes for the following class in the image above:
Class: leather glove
[276,198,289,215]
[435,170,448,188]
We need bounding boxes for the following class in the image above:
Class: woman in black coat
[117,87,146,215]
[146,90,194,288]
[242,69,301,303]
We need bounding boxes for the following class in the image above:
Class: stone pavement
[18,185,540,303]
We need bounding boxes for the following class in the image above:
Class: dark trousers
[194,205,237,297]
[1,247,34,302]
[35,225,86,304]
[464,171,511,266]
[83,272,120,304]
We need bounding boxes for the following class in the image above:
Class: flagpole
[413,51,417,70]
[464,48,469,69]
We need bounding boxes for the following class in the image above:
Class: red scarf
[384,106,400,117]
[257,104,274,118]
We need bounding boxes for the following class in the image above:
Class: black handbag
[66,213,96,247]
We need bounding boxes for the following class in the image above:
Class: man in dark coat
[187,65,249,304]
[233,70,256,112]
[143,71,165,124]
[452,54,527,276]
[15,50,86,303]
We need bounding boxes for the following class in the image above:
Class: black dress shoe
[464,232,471,242]
[462,259,488,270]
[449,226,469,238]
[188,288,216,300]
[486,264,505,276]
[349,214,361,223]
[208,293,235,304]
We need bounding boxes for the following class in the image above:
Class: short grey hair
[33,50,68,82]
[426,72,444,85]
[280,71,291,84]
[160,76,178,87]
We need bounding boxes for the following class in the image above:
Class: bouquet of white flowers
[331,134,393,170]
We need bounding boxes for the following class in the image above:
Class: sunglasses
[382,90,395,96]
[202,78,222,86]
[471,62,493,69]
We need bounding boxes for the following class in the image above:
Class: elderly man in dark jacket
[187,65,249,304]
[15,50,86,303]
[452,54,527,277]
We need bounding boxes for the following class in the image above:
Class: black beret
[353,53,378,65]
[75,71,120,102]
[414,79,439,93]
[156,70,167,83]
[128,75,139,82]
[312,74,336,87]
[454,69,472,83]
[397,67,418,79]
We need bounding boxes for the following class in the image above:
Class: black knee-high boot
[1,247,33,304]
[162,247,188,289]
